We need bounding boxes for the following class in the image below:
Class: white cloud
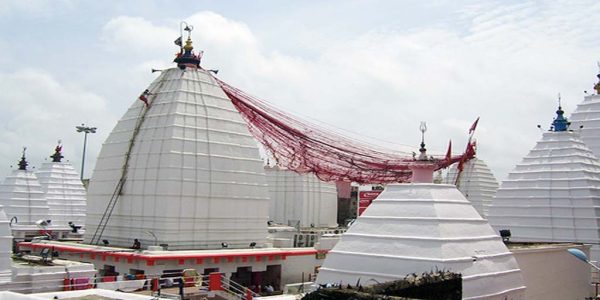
[102,16,177,54]
[0,0,73,17]
[0,69,116,179]
[18,2,600,184]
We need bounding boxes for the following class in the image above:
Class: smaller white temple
[0,148,49,225]
[36,142,86,226]
[488,104,600,261]
[317,124,525,299]
[445,156,499,218]
[265,165,338,228]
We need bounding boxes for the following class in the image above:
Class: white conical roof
[36,159,86,226]
[317,183,525,300]
[0,165,49,225]
[570,93,600,158]
[85,67,270,249]
[488,130,600,261]
[0,205,12,283]
[445,158,499,218]
[265,166,338,228]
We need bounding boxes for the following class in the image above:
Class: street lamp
[567,248,600,271]
[145,230,158,246]
[76,124,97,181]
[568,248,600,298]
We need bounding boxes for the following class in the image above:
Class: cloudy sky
[0,0,599,182]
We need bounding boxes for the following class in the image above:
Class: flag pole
[454,117,480,186]
[179,21,186,52]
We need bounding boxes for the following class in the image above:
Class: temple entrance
[264,265,282,291]
[230,266,252,287]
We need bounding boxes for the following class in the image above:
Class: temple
[85,28,270,250]
[445,156,499,218]
[488,104,600,261]
[35,142,87,227]
[4,23,599,299]
[316,129,526,299]
[0,149,49,225]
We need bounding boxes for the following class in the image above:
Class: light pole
[567,248,600,297]
[76,124,96,181]
[145,230,158,246]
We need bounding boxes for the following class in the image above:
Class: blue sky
[1,0,599,181]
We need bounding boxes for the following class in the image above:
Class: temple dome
[488,129,600,260]
[36,148,86,226]
[0,155,49,225]
[265,166,338,228]
[85,67,270,249]
[445,158,499,218]
[316,183,525,299]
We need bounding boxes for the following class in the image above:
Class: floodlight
[35,219,48,227]
[499,229,511,243]
[221,242,228,248]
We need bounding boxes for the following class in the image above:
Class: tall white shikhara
[85,67,270,249]
[36,153,87,226]
[0,154,49,225]
[489,105,600,261]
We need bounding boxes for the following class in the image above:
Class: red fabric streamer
[213,76,473,184]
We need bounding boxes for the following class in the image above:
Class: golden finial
[183,37,193,52]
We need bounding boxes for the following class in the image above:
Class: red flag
[445,140,452,161]
[469,117,480,134]
[139,89,151,107]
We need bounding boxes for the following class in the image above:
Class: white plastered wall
[265,166,337,228]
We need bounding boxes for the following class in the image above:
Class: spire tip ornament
[18,147,28,171]
[174,21,202,69]
[51,140,64,163]
[418,122,428,160]
[551,99,570,132]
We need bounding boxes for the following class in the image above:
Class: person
[264,284,274,295]
[132,239,141,249]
